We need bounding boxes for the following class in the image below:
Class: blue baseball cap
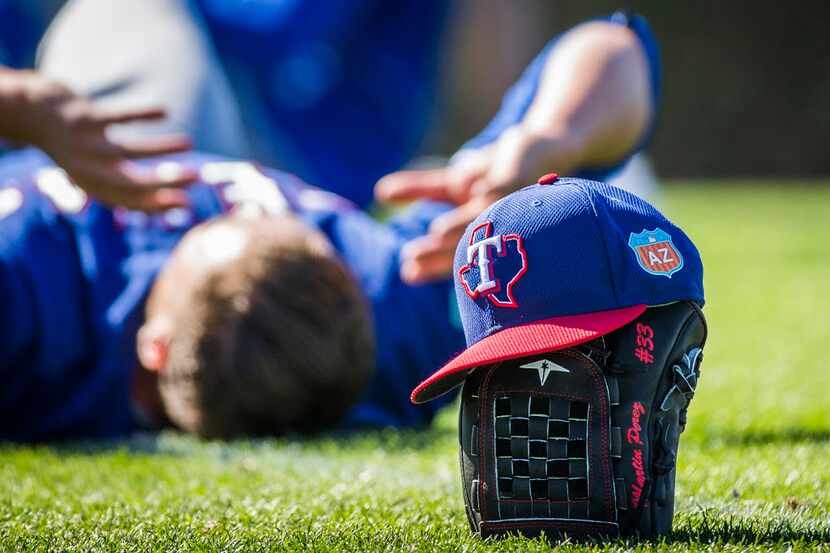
[411,175,704,404]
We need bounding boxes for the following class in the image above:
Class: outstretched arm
[376,18,654,283]
[0,67,196,211]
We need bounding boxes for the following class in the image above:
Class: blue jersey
[193,0,450,208]
[0,1,54,68]
[0,149,464,441]
[192,6,659,205]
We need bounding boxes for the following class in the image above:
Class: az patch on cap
[628,228,684,278]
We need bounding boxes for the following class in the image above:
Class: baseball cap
[411,175,704,404]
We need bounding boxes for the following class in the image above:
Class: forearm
[0,67,37,144]
[374,16,659,284]
[0,67,67,147]
[520,21,652,172]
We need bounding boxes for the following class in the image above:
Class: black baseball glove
[458,301,707,540]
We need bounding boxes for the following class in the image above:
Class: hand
[376,126,581,283]
[7,71,196,211]
[375,21,651,285]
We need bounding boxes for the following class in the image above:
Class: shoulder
[0,151,78,251]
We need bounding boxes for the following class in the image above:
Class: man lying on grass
[0,145,650,441]
[0,12,662,440]
[0,150,468,440]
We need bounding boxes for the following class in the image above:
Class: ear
[137,317,171,372]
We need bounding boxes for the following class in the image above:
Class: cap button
[537,173,559,185]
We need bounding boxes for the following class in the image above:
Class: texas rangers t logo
[458,221,528,308]
[628,228,684,278]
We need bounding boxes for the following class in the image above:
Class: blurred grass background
[1,182,828,551]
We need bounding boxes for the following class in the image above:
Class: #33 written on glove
[411,175,707,540]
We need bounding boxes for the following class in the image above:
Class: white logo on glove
[519,359,570,385]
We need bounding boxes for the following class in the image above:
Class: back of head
[159,216,375,439]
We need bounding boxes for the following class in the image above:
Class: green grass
[2,182,830,551]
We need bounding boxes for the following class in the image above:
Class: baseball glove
[458,300,706,540]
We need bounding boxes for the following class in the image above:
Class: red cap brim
[411,304,647,404]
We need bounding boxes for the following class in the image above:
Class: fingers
[113,135,192,159]
[400,198,492,283]
[67,163,196,212]
[375,168,459,203]
[108,185,190,212]
[126,163,198,190]
[91,106,168,126]
[400,235,456,284]
[429,197,492,243]
[376,149,493,204]
[92,180,190,212]
[397,126,562,284]
[90,134,192,160]
[131,188,191,212]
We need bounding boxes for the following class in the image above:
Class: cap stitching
[575,182,621,306]
[469,323,504,345]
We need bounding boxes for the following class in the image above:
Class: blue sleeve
[460,12,661,181]
[0,173,89,410]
